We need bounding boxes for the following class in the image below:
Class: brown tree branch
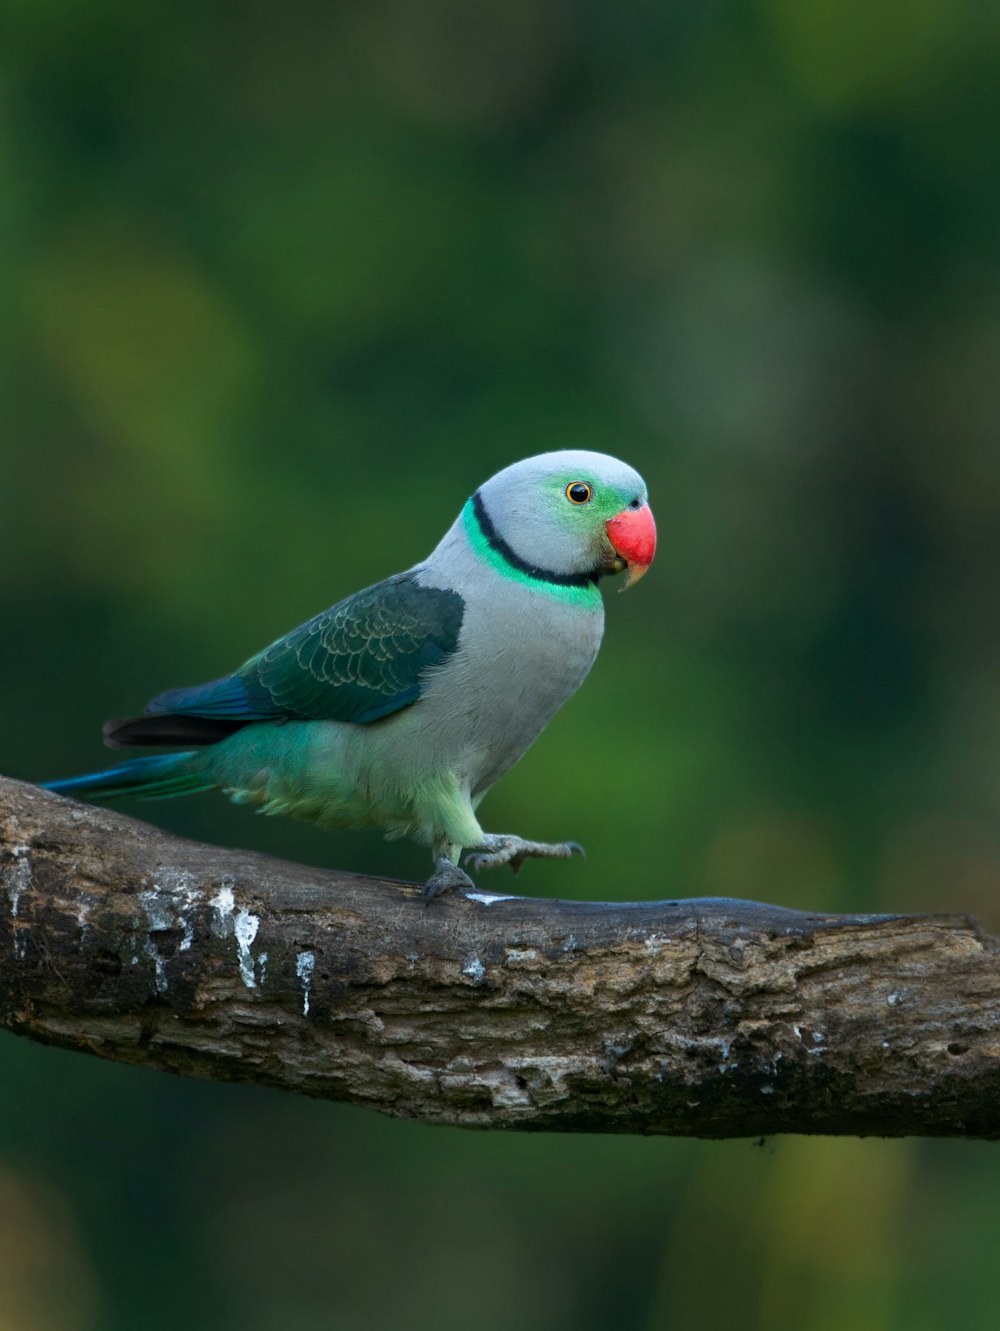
[1,775,998,1138]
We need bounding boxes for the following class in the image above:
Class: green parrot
[43,451,656,897]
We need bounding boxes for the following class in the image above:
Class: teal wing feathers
[247,572,465,723]
[105,572,464,747]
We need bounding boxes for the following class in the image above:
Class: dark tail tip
[103,715,248,748]
[103,718,140,749]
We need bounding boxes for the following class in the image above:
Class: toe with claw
[464,835,586,875]
[422,857,475,903]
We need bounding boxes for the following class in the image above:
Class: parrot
[42,451,656,898]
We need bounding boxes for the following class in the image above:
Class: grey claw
[568,842,586,859]
[423,857,474,904]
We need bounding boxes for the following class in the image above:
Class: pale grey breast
[415,520,605,796]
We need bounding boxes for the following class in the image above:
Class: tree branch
[1,775,998,1138]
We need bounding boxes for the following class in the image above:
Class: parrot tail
[41,752,213,802]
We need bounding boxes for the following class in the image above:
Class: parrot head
[475,450,656,589]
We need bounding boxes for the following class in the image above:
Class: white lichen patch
[504,948,540,965]
[156,868,199,951]
[139,888,175,994]
[234,908,260,988]
[808,1030,827,1055]
[466,892,517,906]
[210,880,236,935]
[208,877,266,991]
[4,844,31,923]
[74,894,98,945]
[462,955,486,984]
[258,952,268,986]
[296,950,315,1016]
[136,868,206,991]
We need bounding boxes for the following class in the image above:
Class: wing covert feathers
[104,572,464,748]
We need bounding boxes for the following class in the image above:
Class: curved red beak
[605,503,656,589]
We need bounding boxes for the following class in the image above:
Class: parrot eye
[565,482,593,505]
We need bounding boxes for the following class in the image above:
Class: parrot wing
[104,572,464,747]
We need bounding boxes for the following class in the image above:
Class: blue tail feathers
[42,752,211,802]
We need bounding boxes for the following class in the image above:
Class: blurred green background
[3,0,1000,1327]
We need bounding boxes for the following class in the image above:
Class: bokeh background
[3,0,1000,1327]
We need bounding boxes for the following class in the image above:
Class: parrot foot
[423,857,475,903]
[464,835,585,875]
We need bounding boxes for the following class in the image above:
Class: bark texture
[1,775,998,1138]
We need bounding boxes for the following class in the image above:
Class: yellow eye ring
[565,481,592,505]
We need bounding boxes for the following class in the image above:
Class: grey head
[473,450,655,587]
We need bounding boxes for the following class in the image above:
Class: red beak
[605,503,656,589]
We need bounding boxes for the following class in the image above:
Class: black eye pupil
[568,483,590,503]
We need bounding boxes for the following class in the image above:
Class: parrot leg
[423,855,475,902]
[464,835,585,874]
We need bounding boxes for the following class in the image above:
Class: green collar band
[462,495,602,608]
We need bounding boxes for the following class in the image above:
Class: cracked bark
[1,775,998,1138]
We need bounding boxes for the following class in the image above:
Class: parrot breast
[412,518,606,800]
